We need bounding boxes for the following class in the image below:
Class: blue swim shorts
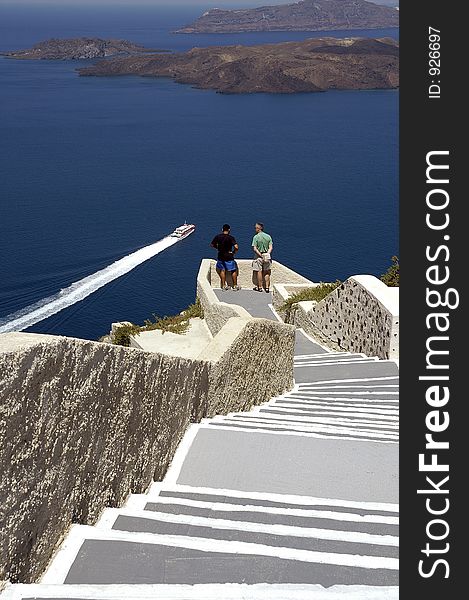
[216,259,237,272]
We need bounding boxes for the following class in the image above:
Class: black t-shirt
[211,233,237,261]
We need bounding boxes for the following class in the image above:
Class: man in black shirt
[210,224,240,290]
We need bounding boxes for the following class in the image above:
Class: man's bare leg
[231,270,239,288]
[264,271,271,290]
[256,269,263,289]
[217,268,227,289]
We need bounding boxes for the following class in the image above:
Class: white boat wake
[0,235,180,334]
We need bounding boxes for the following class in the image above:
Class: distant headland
[2,38,168,60]
[175,0,399,34]
[78,37,399,95]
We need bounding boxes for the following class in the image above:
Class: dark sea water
[0,4,399,341]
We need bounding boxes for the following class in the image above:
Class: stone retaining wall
[202,318,295,416]
[0,315,294,584]
[293,276,399,359]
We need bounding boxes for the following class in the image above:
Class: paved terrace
[3,291,399,600]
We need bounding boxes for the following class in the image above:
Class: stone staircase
[211,353,398,444]
[2,345,399,600]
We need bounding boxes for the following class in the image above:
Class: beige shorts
[252,256,272,272]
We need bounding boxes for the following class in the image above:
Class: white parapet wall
[293,275,399,360]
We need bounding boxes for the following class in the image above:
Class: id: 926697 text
[428,27,441,99]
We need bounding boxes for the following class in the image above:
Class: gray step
[159,427,399,503]
[294,361,399,383]
[40,526,398,587]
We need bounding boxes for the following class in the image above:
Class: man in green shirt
[252,222,273,293]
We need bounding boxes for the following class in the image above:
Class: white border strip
[163,423,201,486]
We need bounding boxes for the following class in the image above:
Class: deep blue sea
[0,3,399,340]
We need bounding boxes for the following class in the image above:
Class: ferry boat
[170,222,196,239]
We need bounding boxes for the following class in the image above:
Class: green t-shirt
[252,232,273,254]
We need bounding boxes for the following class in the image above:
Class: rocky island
[78,37,399,94]
[3,38,166,60]
[175,0,399,34]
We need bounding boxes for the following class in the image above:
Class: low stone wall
[293,276,399,359]
[201,317,295,416]
[0,333,209,584]
[0,315,295,583]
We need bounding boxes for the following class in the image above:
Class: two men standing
[210,222,273,292]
